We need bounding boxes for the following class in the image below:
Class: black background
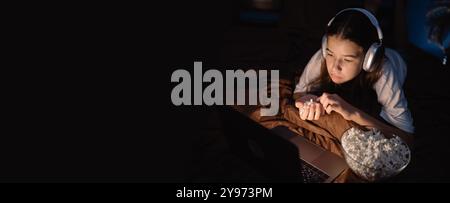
[3,0,234,182]
[3,0,450,184]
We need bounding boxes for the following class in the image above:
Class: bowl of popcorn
[340,127,411,182]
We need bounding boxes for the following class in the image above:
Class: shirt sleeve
[374,48,415,133]
[294,50,323,94]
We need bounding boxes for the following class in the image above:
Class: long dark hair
[308,10,385,117]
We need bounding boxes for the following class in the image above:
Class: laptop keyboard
[300,159,329,183]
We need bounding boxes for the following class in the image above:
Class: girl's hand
[295,94,325,120]
[318,92,358,120]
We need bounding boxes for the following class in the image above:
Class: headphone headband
[327,8,383,44]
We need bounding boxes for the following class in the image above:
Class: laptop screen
[217,106,303,182]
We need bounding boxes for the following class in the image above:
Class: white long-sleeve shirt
[294,48,415,133]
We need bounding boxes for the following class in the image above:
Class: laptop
[218,106,348,183]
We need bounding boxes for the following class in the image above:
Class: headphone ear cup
[321,36,327,58]
[363,43,381,72]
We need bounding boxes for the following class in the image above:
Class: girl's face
[325,35,364,84]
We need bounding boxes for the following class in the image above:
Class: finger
[307,104,315,120]
[325,104,333,114]
[326,103,340,114]
[300,106,308,120]
[320,97,330,111]
[322,96,338,113]
[314,103,321,120]
[295,101,304,109]
[318,93,328,107]
[318,92,329,104]
[318,94,324,105]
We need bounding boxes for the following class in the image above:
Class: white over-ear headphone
[322,8,383,72]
